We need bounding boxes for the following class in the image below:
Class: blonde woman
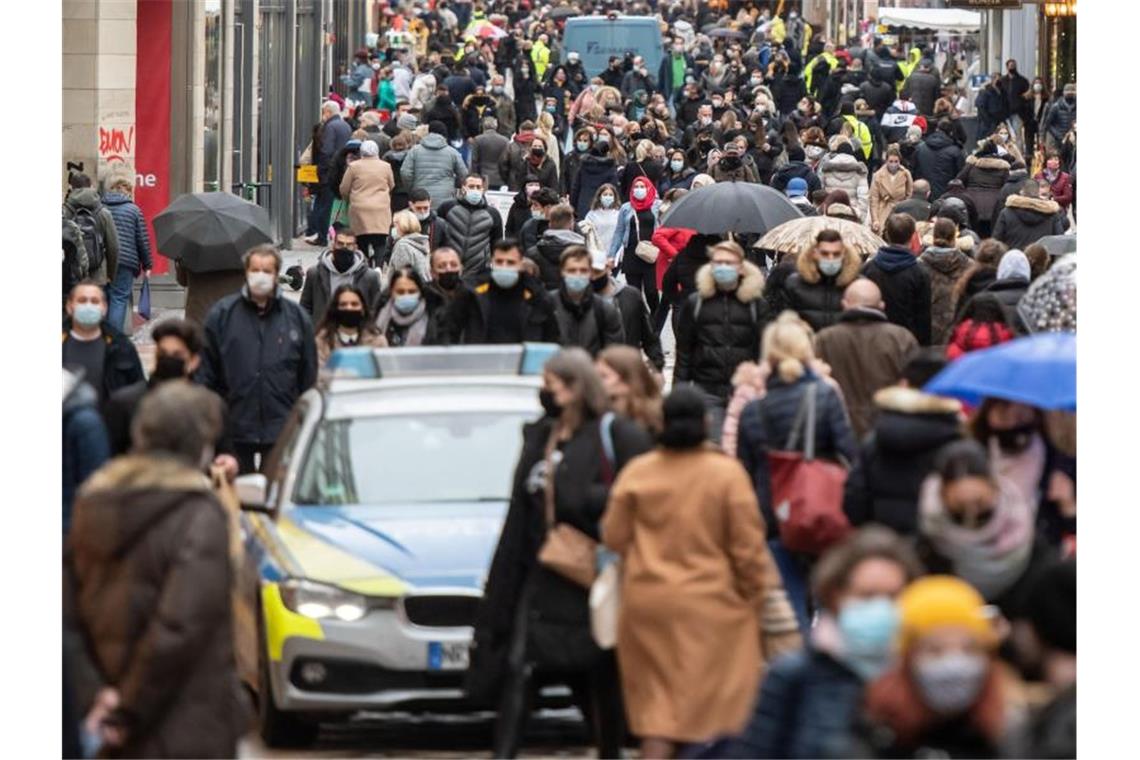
[735,311,857,625]
[535,111,561,180]
[387,209,431,283]
[596,345,664,435]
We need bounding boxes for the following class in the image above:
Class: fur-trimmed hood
[795,245,863,286]
[695,260,765,302]
[920,244,972,276]
[73,455,214,560]
[873,385,962,416]
[965,155,1011,172]
[1005,194,1061,215]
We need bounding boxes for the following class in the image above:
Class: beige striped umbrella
[754,215,886,258]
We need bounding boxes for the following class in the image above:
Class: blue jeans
[768,538,812,634]
[311,184,334,243]
[105,265,135,333]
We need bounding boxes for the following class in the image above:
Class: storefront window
[204,0,223,191]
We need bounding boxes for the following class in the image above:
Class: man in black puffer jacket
[844,351,962,535]
[674,241,769,442]
[862,213,932,345]
[777,229,863,331]
[913,119,965,201]
[528,203,585,290]
[436,175,504,277]
[590,253,665,371]
[549,246,624,356]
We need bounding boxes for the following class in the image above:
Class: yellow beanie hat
[897,576,996,654]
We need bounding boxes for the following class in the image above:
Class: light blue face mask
[563,274,590,294]
[465,189,484,204]
[393,293,421,314]
[531,209,546,220]
[600,194,615,208]
[73,303,104,327]
[818,257,844,277]
[491,266,519,289]
[670,159,684,172]
[576,141,590,153]
[712,263,739,288]
[837,597,900,681]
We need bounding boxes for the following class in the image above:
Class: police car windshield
[293,412,531,505]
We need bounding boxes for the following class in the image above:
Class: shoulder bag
[632,208,660,264]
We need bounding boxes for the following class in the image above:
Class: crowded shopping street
[59,0,1083,757]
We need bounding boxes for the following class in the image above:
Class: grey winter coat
[470,129,510,189]
[549,288,626,356]
[818,153,870,223]
[919,243,973,345]
[102,192,153,276]
[389,233,432,283]
[300,249,383,324]
[435,197,505,276]
[198,288,318,446]
[65,188,121,285]
[400,133,468,208]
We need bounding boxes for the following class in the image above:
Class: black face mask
[591,143,610,156]
[332,247,356,273]
[993,425,1037,455]
[539,388,561,418]
[152,354,187,382]
[334,309,365,329]
[591,275,609,292]
[437,271,461,290]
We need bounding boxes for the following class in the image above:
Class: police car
[233,344,553,747]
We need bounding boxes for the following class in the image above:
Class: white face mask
[247,271,276,297]
[913,652,988,715]
[600,194,615,208]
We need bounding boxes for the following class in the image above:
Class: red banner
[135,0,172,274]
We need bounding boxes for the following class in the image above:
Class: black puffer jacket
[530,228,586,290]
[843,387,963,535]
[436,197,505,276]
[957,155,1011,230]
[570,154,618,220]
[992,195,1066,250]
[779,246,864,332]
[736,372,857,533]
[609,282,665,370]
[913,131,965,201]
[673,261,769,400]
[862,246,932,346]
[467,414,654,702]
[197,289,318,446]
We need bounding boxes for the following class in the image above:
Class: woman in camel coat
[602,387,801,758]
[869,146,913,233]
[339,139,395,264]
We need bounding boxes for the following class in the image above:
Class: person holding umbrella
[197,244,318,474]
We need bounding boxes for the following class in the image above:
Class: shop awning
[878,8,983,32]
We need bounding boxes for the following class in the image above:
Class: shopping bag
[136,277,151,320]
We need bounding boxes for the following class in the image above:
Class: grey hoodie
[65,188,121,284]
[300,248,382,324]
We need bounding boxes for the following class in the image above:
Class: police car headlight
[281,579,371,622]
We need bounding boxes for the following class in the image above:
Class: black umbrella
[548,7,578,20]
[659,182,803,235]
[708,28,747,40]
[153,192,275,273]
[1036,234,1077,257]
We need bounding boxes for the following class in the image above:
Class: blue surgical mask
[491,266,519,289]
[600,194,615,208]
[576,141,590,152]
[632,186,648,201]
[465,189,484,205]
[73,303,104,328]
[818,257,844,277]
[837,597,900,681]
[393,293,421,314]
[670,159,684,172]
[531,209,545,220]
[712,263,739,288]
[563,274,590,294]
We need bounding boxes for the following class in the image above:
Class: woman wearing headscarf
[339,139,395,265]
[469,349,653,758]
[602,387,800,759]
[609,176,663,314]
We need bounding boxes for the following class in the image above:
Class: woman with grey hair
[339,138,395,264]
[470,348,654,758]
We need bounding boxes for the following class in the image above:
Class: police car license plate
[427,641,469,670]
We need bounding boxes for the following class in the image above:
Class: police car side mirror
[235,473,271,512]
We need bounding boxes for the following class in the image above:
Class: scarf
[375,298,428,347]
[629,177,657,212]
[918,473,1034,601]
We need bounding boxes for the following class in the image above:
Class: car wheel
[257,616,320,748]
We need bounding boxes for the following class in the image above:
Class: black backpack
[62,216,89,293]
[64,202,105,275]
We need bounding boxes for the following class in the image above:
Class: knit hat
[997,250,1030,281]
[786,177,808,197]
[897,576,996,655]
[1024,560,1076,654]
[397,113,419,131]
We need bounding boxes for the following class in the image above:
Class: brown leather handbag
[536,428,601,589]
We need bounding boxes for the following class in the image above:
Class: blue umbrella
[924,332,1076,411]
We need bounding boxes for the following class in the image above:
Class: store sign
[946,0,1023,8]
[135,0,173,275]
